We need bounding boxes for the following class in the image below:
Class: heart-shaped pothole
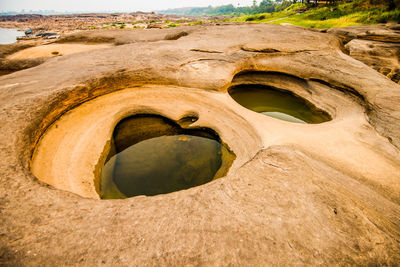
[101,114,235,199]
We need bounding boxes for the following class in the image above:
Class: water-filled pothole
[100,114,235,199]
[229,84,331,123]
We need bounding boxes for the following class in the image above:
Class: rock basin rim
[30,70,339,199]
[1,24,400,265]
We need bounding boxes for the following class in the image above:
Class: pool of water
[229,84,331,124]
[100,115,235,199]
[0,28,24,44]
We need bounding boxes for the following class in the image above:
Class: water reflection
[0,28,24,44]
[229,84,331,123]
[101,115,235,199]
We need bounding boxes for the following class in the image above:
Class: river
[0,28,25,44]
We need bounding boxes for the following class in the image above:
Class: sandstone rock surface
[0,24,400,265]
[329,24,400,83]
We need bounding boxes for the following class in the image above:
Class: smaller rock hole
[177,114,199,128]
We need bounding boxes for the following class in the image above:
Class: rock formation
[0,24,399,265]
[329,24,400,83]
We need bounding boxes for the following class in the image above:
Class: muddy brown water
[229,84,331,123]
[100,115,235,199]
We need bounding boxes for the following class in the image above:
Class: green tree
[259,0,275,13]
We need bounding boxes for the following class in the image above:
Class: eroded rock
[0,24,400,265]
[329,24,400,83]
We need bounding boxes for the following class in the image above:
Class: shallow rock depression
[1,24,400,265]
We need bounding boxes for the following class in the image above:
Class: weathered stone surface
[329,24,400,83]
[328,24,400,43]
[345,38,400,83]
[0,24,400,265]
[0,27,198,74]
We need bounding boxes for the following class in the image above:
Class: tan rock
[329,24,400,83]
[0,24,399,265]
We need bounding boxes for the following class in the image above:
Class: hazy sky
[0,0,255,12]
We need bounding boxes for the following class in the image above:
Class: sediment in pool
[101,114,236,199]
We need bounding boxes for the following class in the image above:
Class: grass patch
[271,14,363,28]
[132,20,143,24]
[235,1,400,29]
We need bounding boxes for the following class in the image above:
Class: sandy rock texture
[329,24,400,83]
[0,24,400,265]
[0,41,43,75]
[6,44,113,60]
[0,27,196,75]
